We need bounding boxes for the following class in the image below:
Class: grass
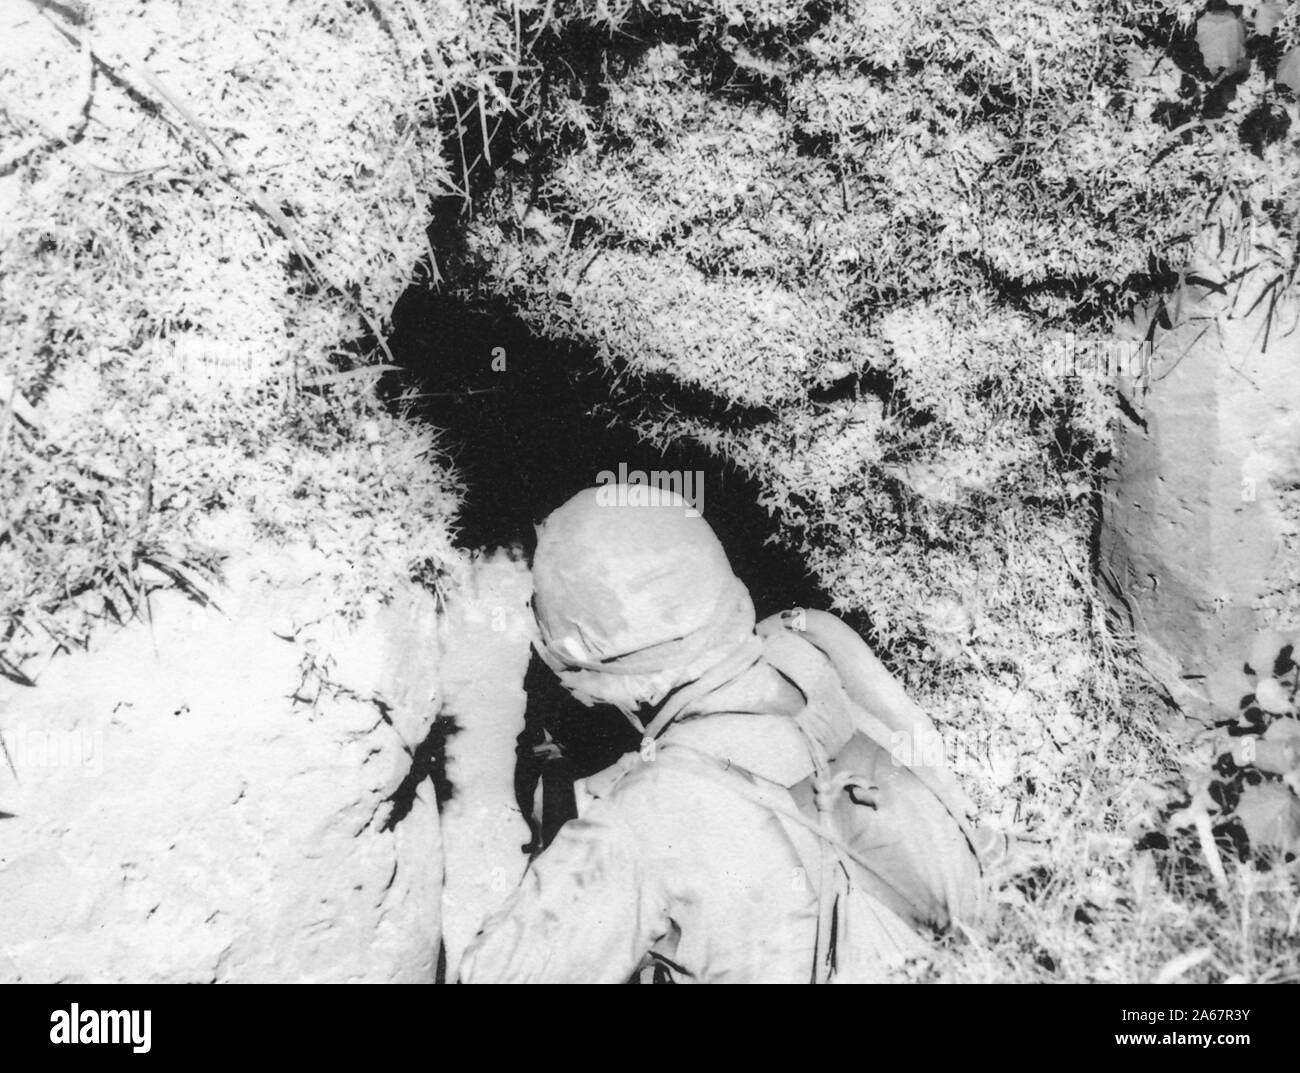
[0,0,546,681]
[920,704,1300,983]
[2,0,1297,982]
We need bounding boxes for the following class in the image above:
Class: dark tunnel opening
[382,280,830,623]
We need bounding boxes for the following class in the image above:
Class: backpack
[654,609,987,982]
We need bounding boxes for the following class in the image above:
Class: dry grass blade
[0,727,17,780]
[137,552,221,613]
[302,365,404,389]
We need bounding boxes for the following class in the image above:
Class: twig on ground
[0,727,17,781]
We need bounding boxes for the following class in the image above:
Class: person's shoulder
[592,744,745,825]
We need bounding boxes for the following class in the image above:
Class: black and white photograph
[0,0,1297,1040]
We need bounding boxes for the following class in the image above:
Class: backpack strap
[759,610,981,851]
[760,613,989,940]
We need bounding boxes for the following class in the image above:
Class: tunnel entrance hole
[382,281,830,623]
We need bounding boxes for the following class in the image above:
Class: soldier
[460,486,986,983]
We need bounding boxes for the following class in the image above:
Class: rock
[0,544,444,982]
[1100,251,1300,721]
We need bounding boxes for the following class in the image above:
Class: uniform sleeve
[457,805,669,984]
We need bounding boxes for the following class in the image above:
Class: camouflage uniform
[460,487,982,983]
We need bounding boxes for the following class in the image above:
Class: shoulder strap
[758,610,981,853]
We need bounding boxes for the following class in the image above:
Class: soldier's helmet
[531,485,755,715]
